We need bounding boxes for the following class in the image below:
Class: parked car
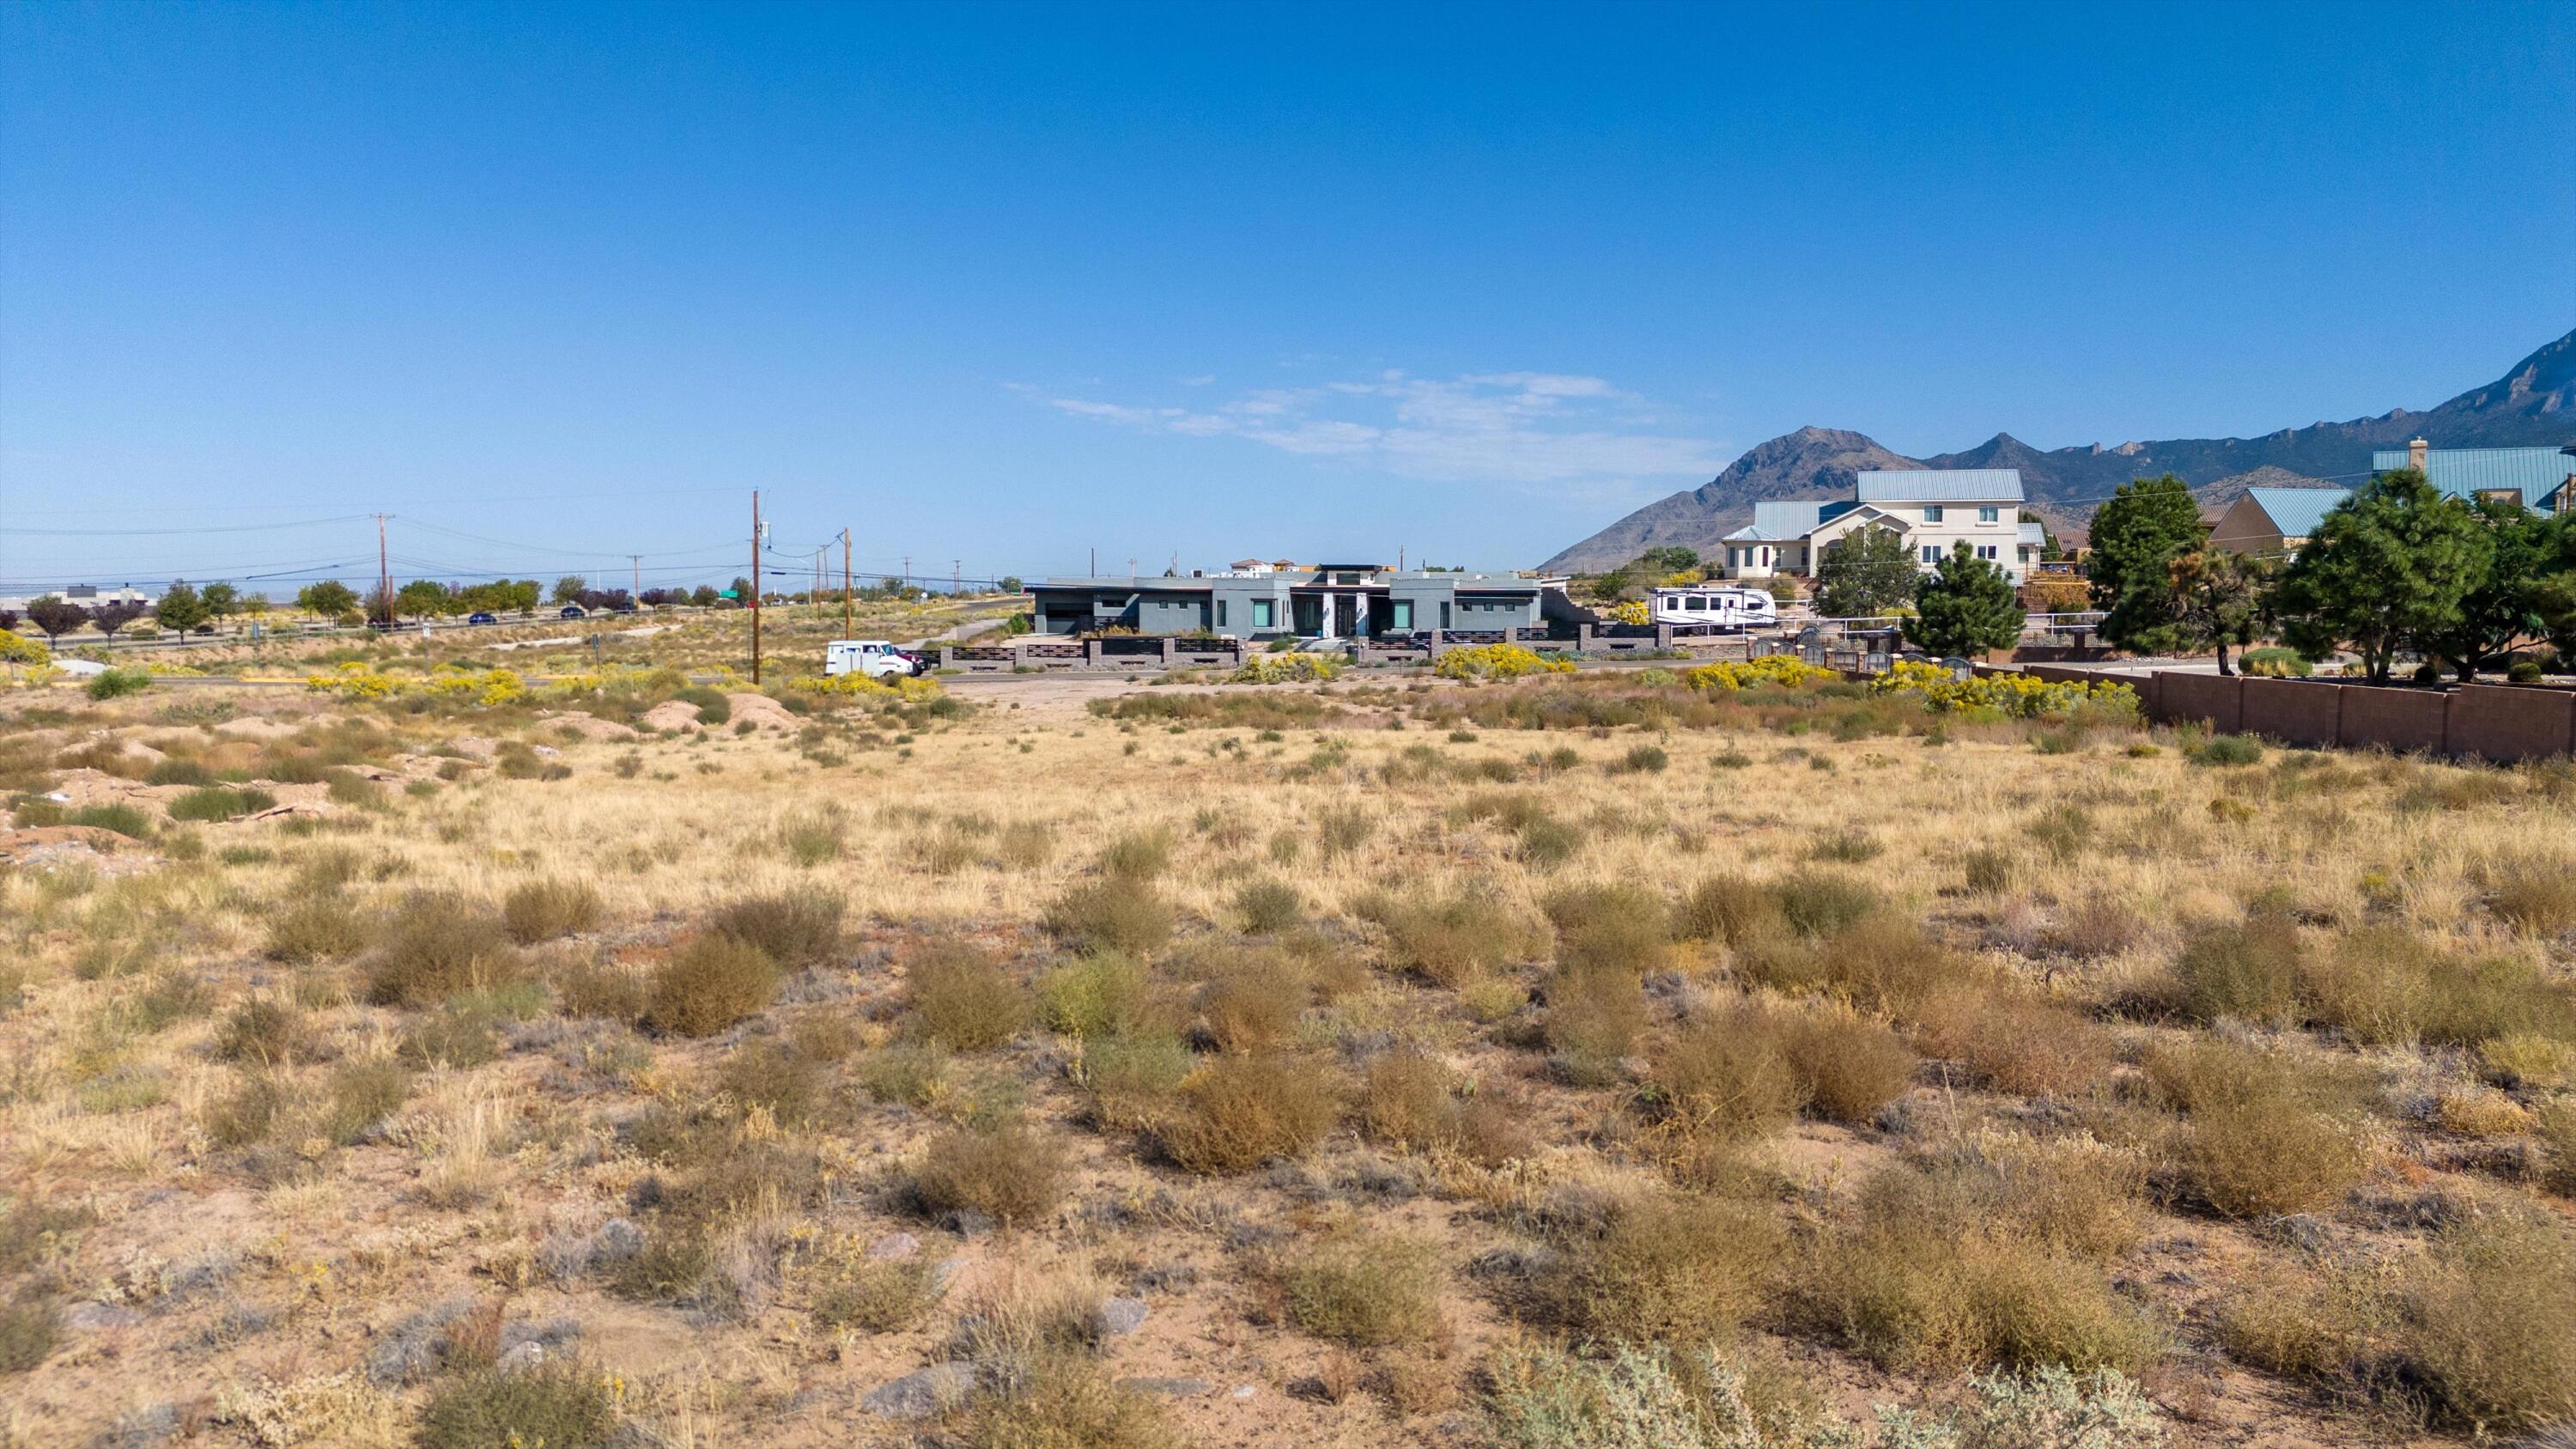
[467,612,498,625]
[558,605,586,619]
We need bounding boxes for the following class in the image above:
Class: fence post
[1084,639,1103,668]
[939,645,955,670]
[1427,629,1444,660]
[1577,623,1595,653]
[1159,638,1176,665]
[1656,623,1674,649]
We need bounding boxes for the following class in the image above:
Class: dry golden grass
[5,665,2573,1449]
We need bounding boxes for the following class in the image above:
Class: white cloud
[1035,369,1723,496]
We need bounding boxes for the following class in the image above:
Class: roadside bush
[906,941,1031,1050]
[1771,871,1880,937]
[1909,987,2112,1097]
[1795,1157,2163,1374]
[1042,879,1174,955]
[1677,874,1785,946]
[1275,1232,1445,1348]
[1196,952,1307,1053]
[707,889,845,970]
[0,1296,60,1375]
[1650,1007,1800,1141]
[363,894,527,1008]
[1776,1003,1917,1123]
[1536,1192,1783,1344]
[265,896,368,963]
[1234,877,1304,934]
[1038,953,1158,1040]
[677,685,730,724]
[417,1358,620,1449]
[86,667,151,700]
[2403,1216,2576,1432]
[1158,1053,1342,1174]
[646,935,780,1037]
[811,1254,939,1333]
[1363,889,1547,986]
[69,802,151,838]
[502,878,604,943]
[913,1118,1069,1227]
[2173,910,2306,1026]
[2186,734,2264,767]
[167,785,276,822]
[2144,1039,2368,1217]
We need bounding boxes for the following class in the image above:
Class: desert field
[2,659,2571,1449]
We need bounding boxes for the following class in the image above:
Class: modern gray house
[1025,563,1564,639]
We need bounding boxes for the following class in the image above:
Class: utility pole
[1089,547,1096,578]
[375,514,391,626]
[841,530,853,636]
[629,555,641,604]
[952,559,961,596]
[1399,545,1405,571]
[750,490,762,685]
[901,556,911,591]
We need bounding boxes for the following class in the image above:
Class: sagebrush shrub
[1042,879,1175,954]
[1537,1192,1783,1344]
[645,935,780,1037]
[905,940,1030,1050]
[1544,884,1673,977]
[1771,870,1880,937]
[707,890,845,971]
[1234,877,1304,935]
[1776,1003,1917,1123]
[1099,827,1174,880]
[1677,874,1784,946]
[1650,1007,1799,1140]
[265,896,368,963]
[502,878,603,944]
[1364,890,1547,986]
[1038,953,1158,1040]
[715,1041,829,1126]
[811,1254,938,1333]
[1159,1053,1341,1174]
[913,1118,1069,1227]
[2404,1216,2576,1432]
[2174,910,2306,1026]
[1910,987,2112,1097]
[416,1358,620,1449]
[1275,1232,1444,1348]
[1196,951,1307,1053]
[364,894,526,1008]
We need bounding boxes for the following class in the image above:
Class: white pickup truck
[823,639,928,680]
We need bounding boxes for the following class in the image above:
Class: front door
[1334,594,1357,637]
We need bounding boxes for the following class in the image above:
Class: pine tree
[1905,545,2026,657]
[2087,473,2205,651]
[1813,524,1917,618]
[2276,469,2493,685]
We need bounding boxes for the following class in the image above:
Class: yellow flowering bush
[787,672,945,704]
[1605,600,1652,626]
[1869,659,2141,720]
[305,662,404,700]
[0,628,51,668]
[307,662,526,705]
[1683,655,1838,691]
[1434,642,1576,681]
[1230,653,1343,684]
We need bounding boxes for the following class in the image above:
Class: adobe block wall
[2156,672,2244,734]
[2336,685,2448,756]
[2446,685,2576,764]
[2239,678,2342,747]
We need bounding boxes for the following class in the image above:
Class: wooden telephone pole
[375,514,391,625]
[750,490,762,685]
[841,530,854,636]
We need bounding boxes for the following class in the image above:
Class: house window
[1923,504,1944,523]
[1978,506,1999,523]
[1439,601,1451,629]
[1760,547,1772,566]
[1390,600,1412,630]
[1976,545,1998,561]
[1216,600,1228,628]
[1251,599,1273,628]
[1921,545,1941,564]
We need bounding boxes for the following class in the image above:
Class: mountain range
[1540,326,2576,572]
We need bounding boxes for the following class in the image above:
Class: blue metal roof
[2370,447,2575,511]
[2245,487,2350,540]
[1855,469,2026,503]
[1741,500,1833,540]
[2017,521,2047,545]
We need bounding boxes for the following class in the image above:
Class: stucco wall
[2158,673,2244,734]
[2239,678,2342,747]
[2448,684,2576,764]
[2333,684,2449,756]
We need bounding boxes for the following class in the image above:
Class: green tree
[2534,512,2576,667]
[997,575,1024,593]
[2166,549,2274,677]
[297,580,359,618]
[153,581,211,634]
[2422,501,2560,681]
[1638,545,1700,575]
[1905,545,2026,657]
[91,600,147,636]
[395,579,453,620]
[199,581,240,624]
[240,592,271,619]
[552,575,587,605]
[690,584,720,607]
[1813,524,1917,618]
[2275,469,2494,685]
[2087,473,2205,651]
[729,576,754,602]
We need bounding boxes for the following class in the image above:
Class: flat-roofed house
[1024,564,1557,640]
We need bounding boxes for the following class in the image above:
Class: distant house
[1024,563,1558,639]
[1718,469,2040,585]
[2207,440,2575,559]
[0,583,159,615]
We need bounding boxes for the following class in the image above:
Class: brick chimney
[2407,436,2428,472]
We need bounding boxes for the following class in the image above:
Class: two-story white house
[1718,469,2038,585]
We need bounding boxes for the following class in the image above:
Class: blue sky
[3,1,2570,592]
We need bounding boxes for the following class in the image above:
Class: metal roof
[1855,468,2026,503]
[2370,447,2575,511]
[2244,487,2350,540]
[2017,521,2047,545]
[1739,501,1833,540]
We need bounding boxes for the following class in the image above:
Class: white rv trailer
[1646,586,1779,631]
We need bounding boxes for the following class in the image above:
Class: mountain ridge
[1539,327,2576,572]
